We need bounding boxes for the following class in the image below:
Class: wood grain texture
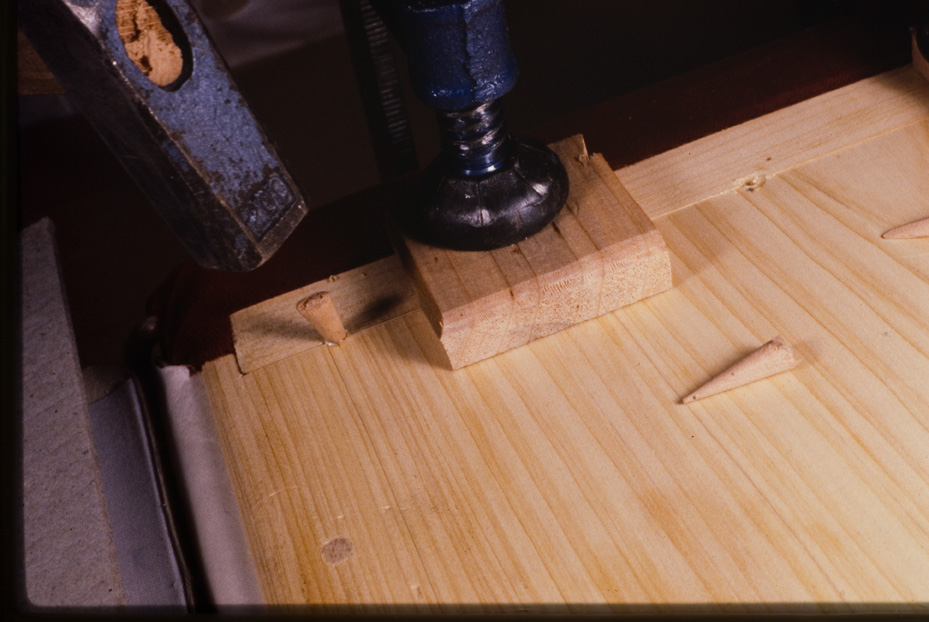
[204,78,929,612]
[231,255,417,373]
[617,67,929,220]
[392,135,672,369]
[115,0,185,87]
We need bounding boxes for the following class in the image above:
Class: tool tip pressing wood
[882,216,929,240]
[682,336,801,404]
[296,291,347,345]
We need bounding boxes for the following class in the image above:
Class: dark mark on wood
[321,536,353,565]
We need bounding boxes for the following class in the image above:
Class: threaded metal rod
[435,99,512,177]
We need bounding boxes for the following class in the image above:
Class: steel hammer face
[20,0,308,271]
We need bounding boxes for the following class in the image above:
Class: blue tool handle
[373,0,519,110]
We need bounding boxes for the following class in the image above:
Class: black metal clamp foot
[375,0,569,251]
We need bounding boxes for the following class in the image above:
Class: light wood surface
[391,135,672,369]
[231,255,417,374]
[204,69,929,613]
[616,66,929,219]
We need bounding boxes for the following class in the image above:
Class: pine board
[203,70,929,613]
[230,255,418,374]
[617,66,929,219]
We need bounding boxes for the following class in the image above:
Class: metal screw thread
[435,99,512,177]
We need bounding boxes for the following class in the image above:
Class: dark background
[16,0,926,367]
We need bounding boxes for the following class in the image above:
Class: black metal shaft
[376,0,568,251]
[435,99,512,177]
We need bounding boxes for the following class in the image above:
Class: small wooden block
[231,255,418,374]
[392,134,673,369]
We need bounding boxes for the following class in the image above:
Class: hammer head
[20,0,308,271]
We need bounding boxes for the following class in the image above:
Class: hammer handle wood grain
[116,0,185,87]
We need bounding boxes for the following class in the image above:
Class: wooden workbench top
[201,66,929,612]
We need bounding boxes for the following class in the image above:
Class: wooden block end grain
[391,134,673,369]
